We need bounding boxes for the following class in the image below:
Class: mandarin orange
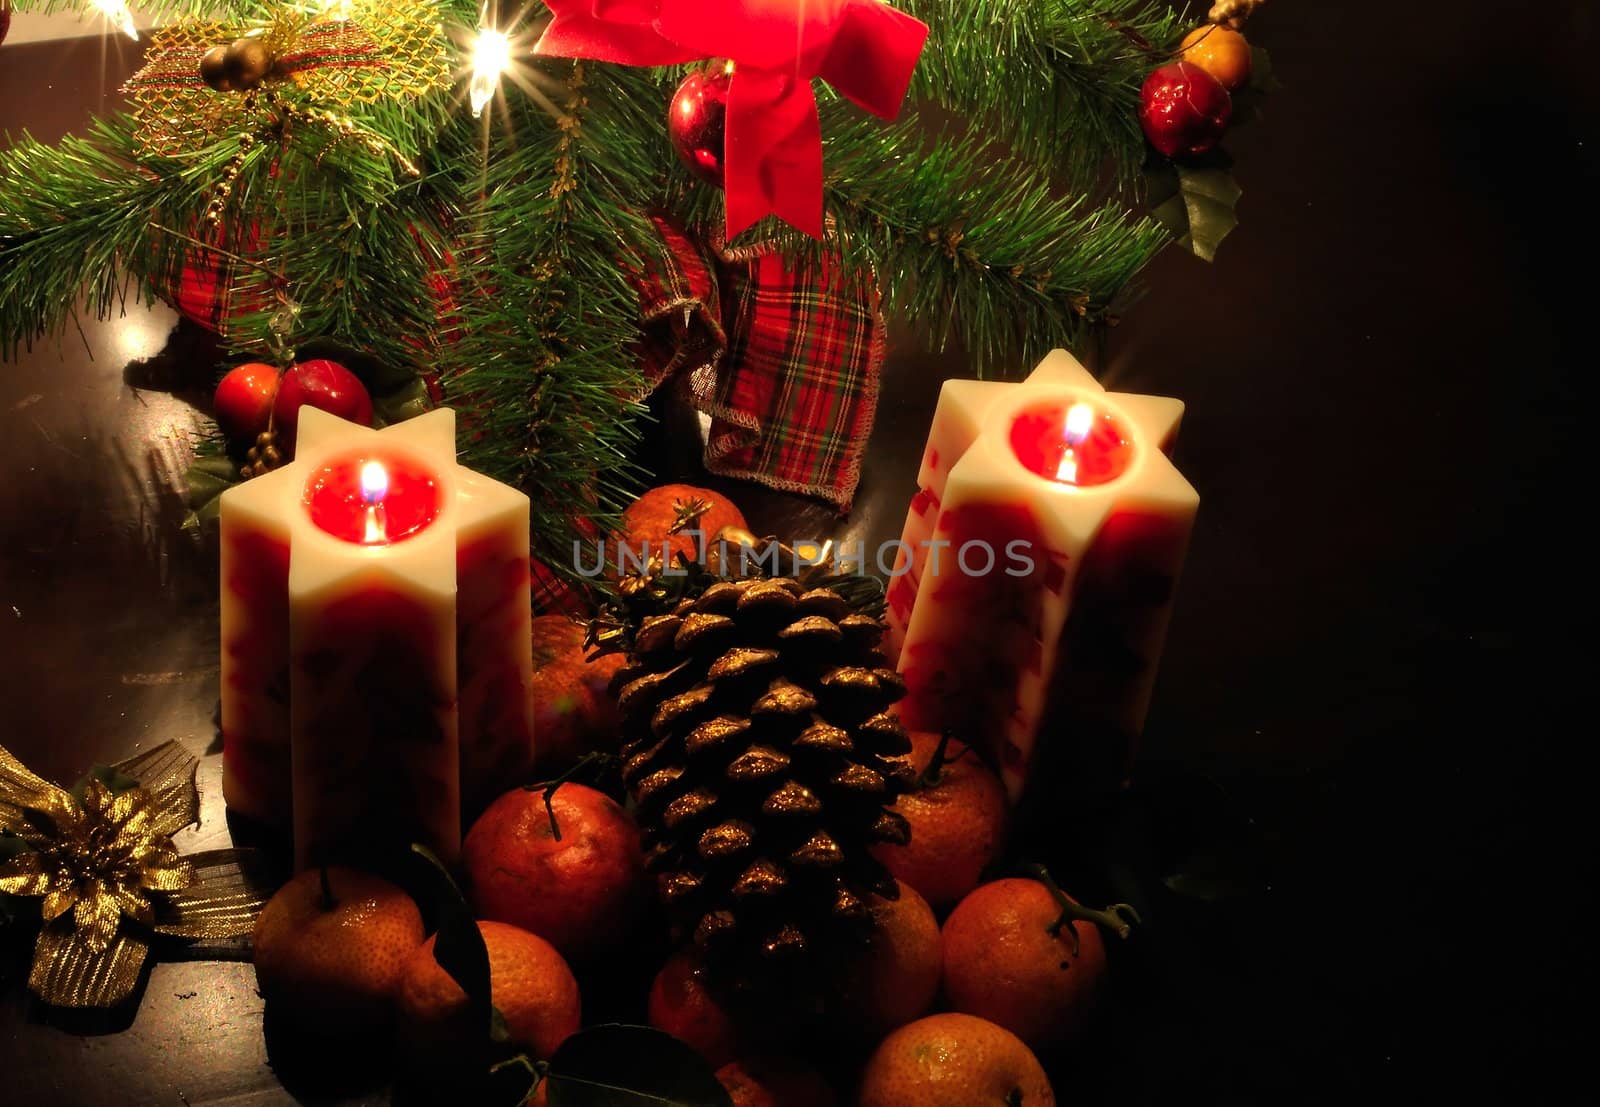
[252,866,424,1036]
[621,484,747,569]
[648,949,745,1068]
[716,1056,838,1107]
[840,879,942,1035]
[463,782,646,962]
[857,1012,1055,1107]
[869,730,1007,908]
[941,877,1107,1050]
[396,919,580,1062]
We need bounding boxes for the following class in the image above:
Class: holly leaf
[1147,160,1243,263]
[372,376,434,429]
[1230,46,1280,127]
[408,843,509,1044]
[544,1024,733,1107]
[1249,45,1282,95]
[181,454,240,532]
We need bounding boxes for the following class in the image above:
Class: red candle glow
[302,451,443,546]
[1007,399,1135,487]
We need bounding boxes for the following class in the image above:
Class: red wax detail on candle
[221,528,293,824]
[303,451,443,545]
[1008,400,1135,486]
[294,586,457,866]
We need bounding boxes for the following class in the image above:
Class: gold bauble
[199,46,233,92]
[223,36,274,91]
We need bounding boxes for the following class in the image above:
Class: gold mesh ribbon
[0,741,276,1009]
[123,0,451,157]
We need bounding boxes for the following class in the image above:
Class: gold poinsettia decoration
[0,741,274,1008]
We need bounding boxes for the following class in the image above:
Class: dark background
[2,1,1594,1102]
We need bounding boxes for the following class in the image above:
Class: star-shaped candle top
[921,350,1197,551]
[222,407,525,603]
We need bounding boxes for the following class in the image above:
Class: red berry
[272,359,373,456]
[213,362,281,445]
[1139,61,1232,159]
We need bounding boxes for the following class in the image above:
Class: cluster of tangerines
[249,484,1129,1106]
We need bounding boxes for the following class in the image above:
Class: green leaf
[1249,45,1282,95]
[1147,160,1243,263]
[544,1024,733,1107]
[182,455,240,532]
[372,376,434,429]
[1229,46,1280,127]
[408,843,504,1044]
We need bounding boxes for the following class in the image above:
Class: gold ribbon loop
[0,740,277,1009]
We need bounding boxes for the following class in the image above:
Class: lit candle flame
[1063,402,1095,445]
[469,26,513,119]
[361,461,389,544]
[91,0,140,41]
[360,460,388,505]
[1053,402,1096,484]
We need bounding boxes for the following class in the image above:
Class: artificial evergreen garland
[0,0,1267,582]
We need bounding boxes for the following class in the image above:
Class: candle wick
[364,502,388,544]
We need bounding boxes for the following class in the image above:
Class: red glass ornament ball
[214,361,281,444]
[1139,61,1232,159]
[272,359,373,456]
[669,63,733,187]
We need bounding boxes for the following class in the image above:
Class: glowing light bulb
[91,0,140,41]
[469,26,512,118]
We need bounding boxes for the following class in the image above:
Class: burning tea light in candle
[887,350,1198,802]
[361,460,387,544]
[1008,399,1135,488]
[300,453,444,547]
[220,409,535,868]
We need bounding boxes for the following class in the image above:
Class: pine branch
[898,0,1183,188]
[0,115,231,357]
[8,0,269,21]
[430,60,666,582]
[668,100,1168,373]
[826,114,1168,369]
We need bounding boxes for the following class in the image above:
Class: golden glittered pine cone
[593,540,915,999]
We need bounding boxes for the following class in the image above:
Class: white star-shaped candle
[220,408,534,868]
[886,350,1199,801]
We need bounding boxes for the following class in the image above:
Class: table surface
[2,4,1593,1103]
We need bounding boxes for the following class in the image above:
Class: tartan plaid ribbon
[632,217,886,512]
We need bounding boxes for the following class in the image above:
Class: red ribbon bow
[538,0,929,238]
